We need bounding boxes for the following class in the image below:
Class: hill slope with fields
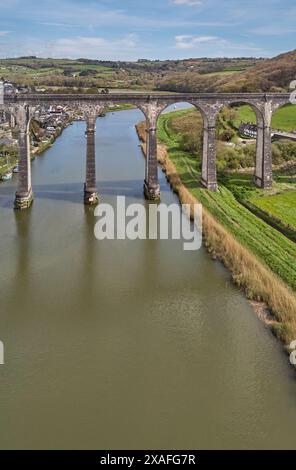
[156,50,296,93]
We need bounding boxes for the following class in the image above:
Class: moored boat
[1,171,13,181]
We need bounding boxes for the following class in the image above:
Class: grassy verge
[221,173,296,243]
[137,115,296,347]
[251,191,296,227]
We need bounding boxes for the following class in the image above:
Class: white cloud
[40,22,82,28]
[175,35,264,56]
[173,0,202,5]
[10,34,139,61]
[175,35,217,49]
[0,31,11,37]
[0,0,221,31]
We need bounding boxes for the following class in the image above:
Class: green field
[251,191,296,229]
[234,104,296,132]
[157,110,296,290]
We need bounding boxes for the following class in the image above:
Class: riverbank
[0,106,135,182]
[0,155,17,178]
[0,119,73,182]
[136,119,296,349]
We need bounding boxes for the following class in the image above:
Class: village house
[239,122,257,139]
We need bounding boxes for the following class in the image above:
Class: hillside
[156,50,296,93]
[0,56,261,92]
[217,49,296,92]
[0,50,295,93]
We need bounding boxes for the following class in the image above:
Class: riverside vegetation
[136,105,296,349]
[0,117,71,178]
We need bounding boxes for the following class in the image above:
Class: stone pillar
[84,113,99,205]
[15,106,33,210]
[201,121,218,192]
[0,80,4,106]
[10,112,16,128]
[254,123,273,189]
[254,103,273,189]
[144,122,160,201]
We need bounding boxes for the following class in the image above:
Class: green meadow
[234,103,296,132]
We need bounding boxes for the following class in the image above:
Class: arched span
[217,101,267,187]
[270,101,296,133]
[1,107,17,129]
[226,100,264,125]
[269,102,296,172]
[156,101,208,128]
[156,101,216,190]
[83,102,147,203]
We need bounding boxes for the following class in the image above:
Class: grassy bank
[251,191,296,228]
[221,173,296,243]
[136,116,296,347]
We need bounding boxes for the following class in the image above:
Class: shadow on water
[9,208,33,310]
[81,205,98,303]
[0,177,173,208]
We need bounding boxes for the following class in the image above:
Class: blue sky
[0,0,295,60]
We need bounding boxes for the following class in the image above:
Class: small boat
[1,171,13,181]
[13,166,19,173]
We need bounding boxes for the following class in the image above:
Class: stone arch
[216,100,267,187]
[270,100,296,133]
[269,100,296,173]
[82,101,147,203]
[1,109,14,128]
[226,99,264,124]
[268,96,292,117]
[156,101,216,190]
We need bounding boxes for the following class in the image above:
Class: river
[0,108,295,450]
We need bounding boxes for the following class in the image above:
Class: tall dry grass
[136,123,296,346]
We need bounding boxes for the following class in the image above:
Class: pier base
[254,175,272,189]
[201,178,218,192]
[84,185,99,205]
[144,181,161,201]
[14,190,33,210]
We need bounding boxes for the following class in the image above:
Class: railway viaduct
[0,83,291,209]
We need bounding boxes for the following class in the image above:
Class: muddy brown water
[0,109,295,449]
